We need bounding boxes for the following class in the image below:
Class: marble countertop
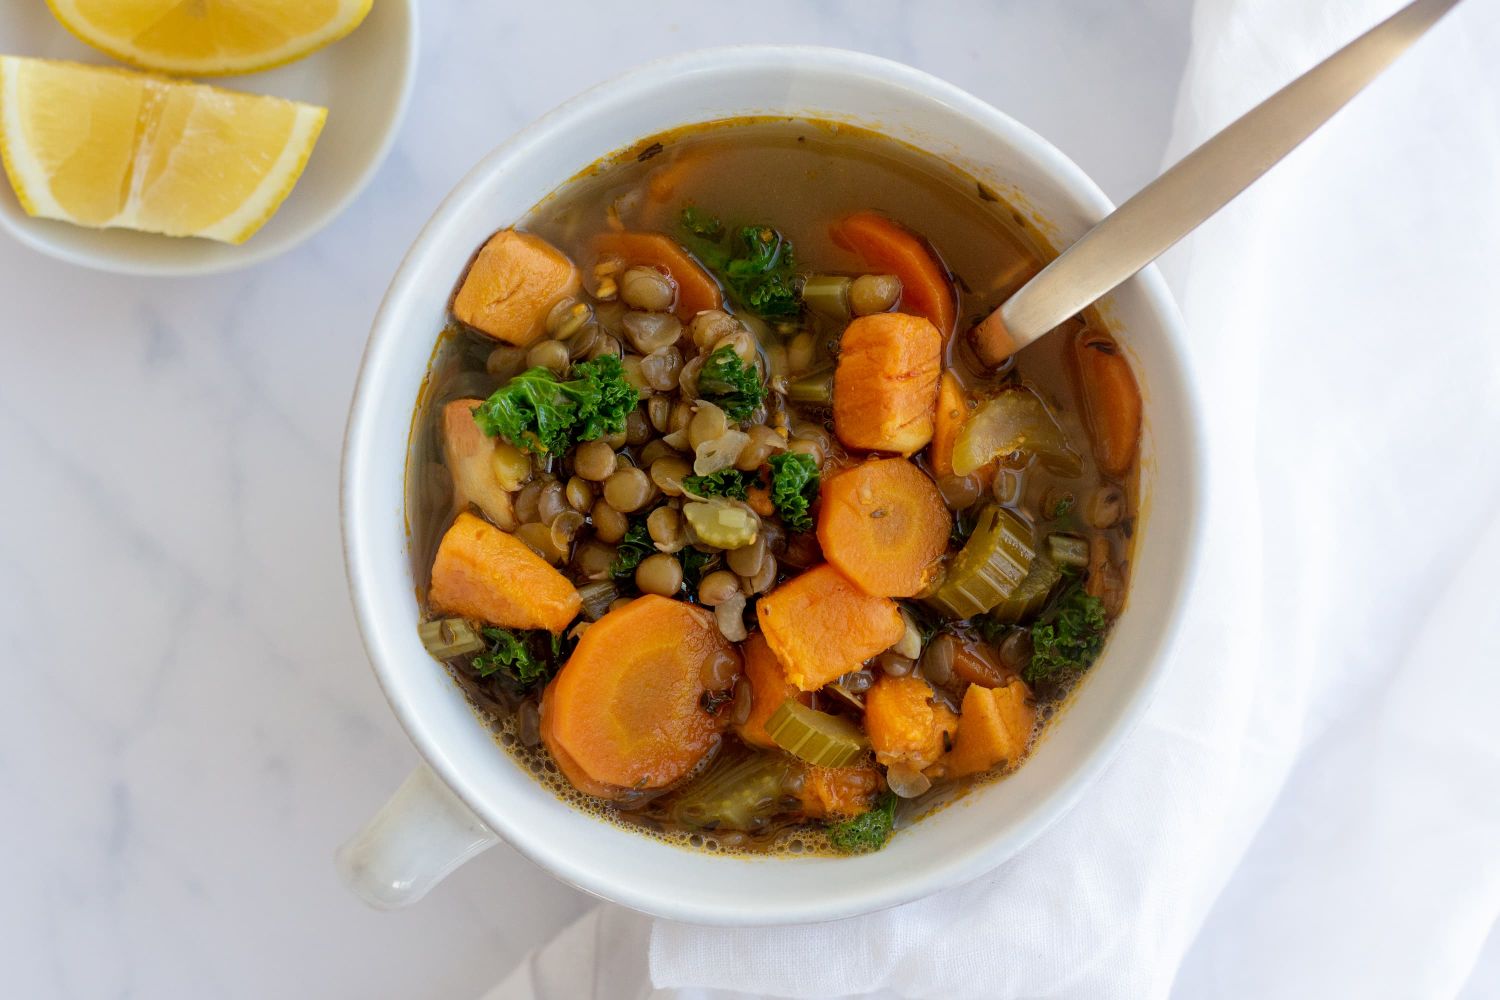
[0,2,1195,996]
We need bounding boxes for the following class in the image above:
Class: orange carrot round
[591,230,723,321]
[832,313,942,457]
[1070,328,1142,479]
[817,458,949,598]
[540,596,737,796]
[830,211,957,339]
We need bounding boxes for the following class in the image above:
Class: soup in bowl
[340,47,1203,924]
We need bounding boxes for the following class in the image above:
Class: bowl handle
[335,763,499,909]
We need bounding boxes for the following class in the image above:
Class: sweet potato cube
[453,230,581,345]
[755,564,903,691]
[833,313,941,456]
[428,512,580,632]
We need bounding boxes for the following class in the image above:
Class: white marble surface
[0,2,1196,997]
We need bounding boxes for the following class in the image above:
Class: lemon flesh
[0,57,326,244]
[46,0,373,77]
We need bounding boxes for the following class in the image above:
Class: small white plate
[0,0,417,276]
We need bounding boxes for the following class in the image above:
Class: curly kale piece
[472,628,560,690]
[609,519,656,580]
[767,451,820,533]
[681,469,751,500]
[678,209,800,320]
[697,346,764,420]
[1022,584,1108,691]
[826,792,898,854]
[471,355,638,455]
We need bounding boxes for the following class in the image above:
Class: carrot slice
[735,633,808,749]
[940,678,1036,778]
[832,313,942,456]
[830,211,957,339]
[817,458,949,598]
[428,512,580,632]
[591,231,723,321]
[540,596,737,795]
[864,674,958,771]
[1069,327,1142,479]
[929,371,996,489]
[756,564,904,691]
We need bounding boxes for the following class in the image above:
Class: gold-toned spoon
[972,0,1462,366]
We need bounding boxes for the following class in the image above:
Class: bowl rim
[342,44,1206,925]
[0,0,419,277]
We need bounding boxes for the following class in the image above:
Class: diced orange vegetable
[800,764,882,819]
[949,639,1011,689]
[930,371,996,489]
[940,678,1036,778]
[591,231,723,322]
[864,674,958,770]
[1070,327,1141,479]
[735,633,807,749]
[452,230,581,346]
[746,483,774,517]
[817,458,948,597]
[428,512,580,632]
[830,211,957,339]
[756,564,904,691]
[540,596,737,796]
[441,399,516,530]
[833,313,941,456]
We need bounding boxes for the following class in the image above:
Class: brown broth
[407,118,1136,856]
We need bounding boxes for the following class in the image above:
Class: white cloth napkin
[488,1,1500,996]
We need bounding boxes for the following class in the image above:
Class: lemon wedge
[46,0,373,77]
[0,57,326,244]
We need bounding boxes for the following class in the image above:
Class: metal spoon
[972,0,1463,366]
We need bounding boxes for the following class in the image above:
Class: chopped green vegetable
[609,519,655,579]
[680,205,724,240]
[472,627,556,689]
[924,505,1035,619]
[681,468,751,500]
[1046,533,1090,569]
[697,346,764,420]
[952,389,1080,478]
[419,618,486,659]
[786,367,834,406]
[827,791,898,854]
[678,546,715,592]
[1023,584,1108,690]
[987,555,1063,624]
[766,699,869,767]
[679,210,801,319]
[1050,494,1075,518]
[767,451,819,532]
[802,275,852,320]
[471,355,639,455]
[672,747,792,832]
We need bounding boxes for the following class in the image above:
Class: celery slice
[419,618,486,659]
[952,389,1081,477]
[766,700,869,767]
[802,275,852,320]
[987,554,1062,624]
[671,747,793,832]
[1046,533,1090,569]
[923,505,1034,619]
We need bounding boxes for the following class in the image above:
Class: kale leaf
[609,519,656,579]
[827,792,898,854]
[767,451,819,533]
[697,346,764,420]
[471,355,638,455]
[681,469,750,500]
[472,627,557,690]
[679,209,800,320]
[1022,584,1108,690]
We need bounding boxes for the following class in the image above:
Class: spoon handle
[973,0,1462,366]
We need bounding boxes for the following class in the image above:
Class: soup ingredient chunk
[441,399,518,529]
[1023,585,1108,691]
[924,505,1035,619]
[826,791,898,854]
[454,230,582,345]
[735,634,806,748]
[864,674,958,771]
[429,512,581,632]
[951,388,1079,478]
[471,355,639,456]
[830,211,957,338]
[591,231,723,320]
[540,596,738,795]
[678,214,801,320]
[765,700,869,767]
[817,458,949,598]
[940,679,1036,778]
[833,313,941,456]
[756,564,904,691]
[800,764,883,819]
[1069,328,1142,479]
[767,452,820,533]
[696,346,765,420]
[669,747,793,832]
